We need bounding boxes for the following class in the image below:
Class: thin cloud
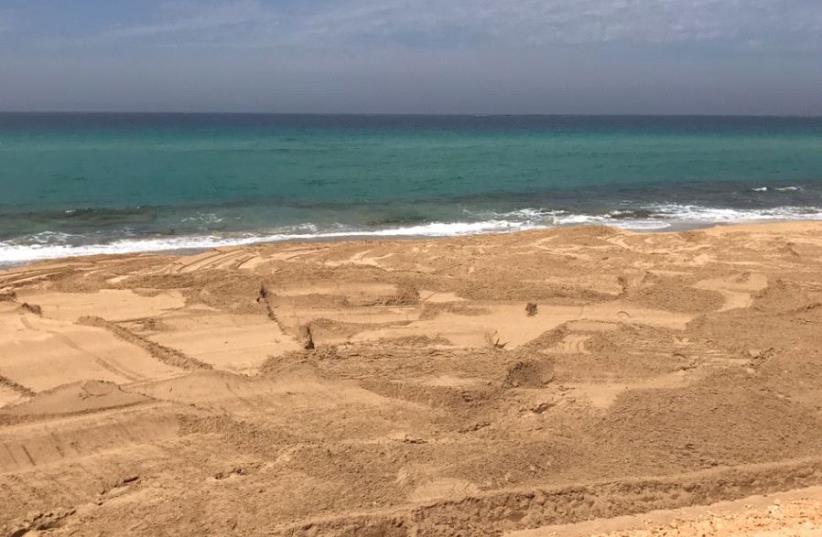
[71,0,822,51]
[5,0,822,114]
[96,0,274,39]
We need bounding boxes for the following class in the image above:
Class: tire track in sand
[0,375,35,397]
[78,316,212,371]
[19,315,145,382]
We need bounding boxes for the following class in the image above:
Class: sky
[1,0,822,115]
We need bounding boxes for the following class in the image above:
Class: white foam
[3,205,822,264]
[751,185,803,193]
[648,204,822,223]
[466,208,666,230]
[0,219,543,264]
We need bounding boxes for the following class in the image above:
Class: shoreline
[2,217,818,270]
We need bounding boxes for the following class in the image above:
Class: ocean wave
[468,208,683,230]
[484,204,822,227]
[647,204,822,222]
[750,185,803,193]
[3,205,822,264]
[0,220,540,264]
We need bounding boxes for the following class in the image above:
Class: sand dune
[2,222,822,536]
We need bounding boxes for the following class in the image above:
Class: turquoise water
[2,113,822,263]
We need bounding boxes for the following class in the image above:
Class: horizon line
[2,110,822,119]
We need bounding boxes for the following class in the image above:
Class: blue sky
[2,0,822,114]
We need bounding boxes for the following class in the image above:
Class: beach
[2,221,822,535]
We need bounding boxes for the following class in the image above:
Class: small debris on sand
[19,302,42,315]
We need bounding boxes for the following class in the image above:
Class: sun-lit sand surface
[3,222,822,535]
[508,486,822,537]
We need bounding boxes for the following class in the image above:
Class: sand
[2,221,822,536]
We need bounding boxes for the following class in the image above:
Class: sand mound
[753,278,818,313]
[686,295,822,356]
[377,282,420,306]
[627,278,724,313]
[503,359,555,388]
[522,324,570,350]
[0,289,16,302]
[603,371,822,468]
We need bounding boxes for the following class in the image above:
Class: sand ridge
[1,222,822,535]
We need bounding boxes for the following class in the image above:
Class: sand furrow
[78,316,212,371]
[0,375,36,398]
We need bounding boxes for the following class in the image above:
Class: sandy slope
[2,222,822,536]
[509,486,822,536]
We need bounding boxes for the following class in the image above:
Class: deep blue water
[2,113,822,263]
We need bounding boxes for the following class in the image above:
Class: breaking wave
[3,204,822,265]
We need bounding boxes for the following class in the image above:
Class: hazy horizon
[2,1,822,115]
[3,111,822,118]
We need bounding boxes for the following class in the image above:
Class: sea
[2,113,822,265]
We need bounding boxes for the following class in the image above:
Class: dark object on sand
[20,303,42,316]
[299,324,315,350]
[525,302,538,316]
